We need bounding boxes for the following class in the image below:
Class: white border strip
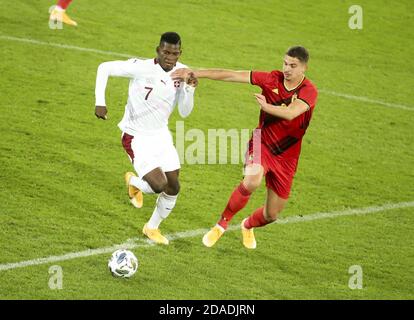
[0,201,412,272]
[1,35,413,112]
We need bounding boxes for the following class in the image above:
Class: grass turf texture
[0,0,413,299]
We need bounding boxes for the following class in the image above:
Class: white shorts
[121,128,181,178]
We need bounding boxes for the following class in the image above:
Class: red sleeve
[250,71,271,87]
[297,84,318,109]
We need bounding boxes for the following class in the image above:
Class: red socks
[218,183,251,229]
[217,183,273,230]
[57,0,72,10]
[243,207,270,229]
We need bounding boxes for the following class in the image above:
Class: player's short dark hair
[286,46,309,63]
[160,32,181,46]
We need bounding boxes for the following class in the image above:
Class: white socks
[129,176,178,229]
[129,176,155,194]
[147,192,178,229]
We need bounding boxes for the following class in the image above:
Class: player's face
[282,55,307,81]
[156,42,182,72]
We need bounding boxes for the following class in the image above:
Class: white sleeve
[95,59,141,106]
[177,83,196,118]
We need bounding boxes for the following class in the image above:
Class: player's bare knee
[244,182,259,193]
[243,178,261,193]
[150,180,168,194]
[166,181,180,195]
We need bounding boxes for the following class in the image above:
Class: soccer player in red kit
[49,0,77,26]
[171,46,318,249]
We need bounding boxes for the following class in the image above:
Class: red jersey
[250,70,318,159]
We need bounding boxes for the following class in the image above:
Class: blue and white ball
[108,249,138,278]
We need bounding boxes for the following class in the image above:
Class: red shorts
[245,139,298,199]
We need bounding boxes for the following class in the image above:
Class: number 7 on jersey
[144,86,153,100]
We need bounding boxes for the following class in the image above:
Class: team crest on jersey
[272,88,279,95]
[174,80,180,88]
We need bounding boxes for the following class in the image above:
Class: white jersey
[95,58,195,135]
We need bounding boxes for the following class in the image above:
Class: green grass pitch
[0,0,413,299]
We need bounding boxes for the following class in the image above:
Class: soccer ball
[108,249,139,278]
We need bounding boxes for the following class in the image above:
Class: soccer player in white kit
[94,32,197,245]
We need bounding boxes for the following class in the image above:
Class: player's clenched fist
[171,68,193,82]
[186,72,198,87]
[95,106,108,120]
[254,93,270,111]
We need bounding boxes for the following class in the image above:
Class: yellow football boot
[202,225,225,247]
[125,172,143,208]
[49,8,78,26]
[241,218,256,249]
[142,224,169,245]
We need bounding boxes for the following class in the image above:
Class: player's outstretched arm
[95,59,141,119]
[172,68,250,83]
[254,93,309,121]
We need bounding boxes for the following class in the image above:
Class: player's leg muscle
[143,168,168,194]
[242,163,264,192]
[264,188,287,222]
[164,170,180,195]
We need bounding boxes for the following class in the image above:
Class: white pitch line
[1,34,413,112]
[0,35,137,59]
[318,89,414,111]
[0,201,413,272]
